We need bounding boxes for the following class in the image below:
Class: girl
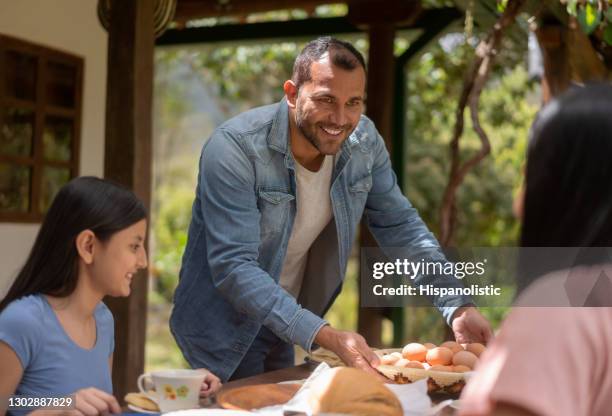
[0,177,219,416]
[459,84,612,416]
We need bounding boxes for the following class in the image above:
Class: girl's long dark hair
[0,176,146,312]
[517,84,612,293]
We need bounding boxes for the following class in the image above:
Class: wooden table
[210,362,457,415]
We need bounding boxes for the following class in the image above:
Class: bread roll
[309,367,402,416]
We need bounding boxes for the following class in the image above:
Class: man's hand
[451,306,493,344]
[314,326,383,379]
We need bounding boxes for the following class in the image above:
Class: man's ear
[284,80,298,108]
[76,230,96,265]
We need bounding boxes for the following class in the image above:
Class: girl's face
[91,219,148,297]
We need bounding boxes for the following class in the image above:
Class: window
[0,34,83,222]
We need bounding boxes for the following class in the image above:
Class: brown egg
[452,350,478,369]
[452,365,472,373]
[405,361,425,369]
[428,365,453,372]
[426,347,453,366]
[394,358,410,367]
[402,343,427,362]
[440,341,464,354]
[380,354,400,365]
[466,343,486,357]
[423,343,437,350]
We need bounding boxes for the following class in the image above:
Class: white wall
[0,0,107,293]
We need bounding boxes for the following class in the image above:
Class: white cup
[137,369,207,412]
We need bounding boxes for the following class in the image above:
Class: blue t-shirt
[0,294,114,413]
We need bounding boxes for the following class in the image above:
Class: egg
[405,361,425,369]
[390,352,403,359]
[466,343,486,357]
[426,347,453,366]
[380,354,400,365]
[394,358,411,367]
[402,343,427,361]
[452,350,478,369]
[428,365,453,372]
[440,341,464,354]
[452,365,472,373]
[423,343,437,350]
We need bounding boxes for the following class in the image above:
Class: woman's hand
[73,387,121,415]
[198,371,222,398]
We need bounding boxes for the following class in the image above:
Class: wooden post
[358,23,397,347]
[103,0,154,400]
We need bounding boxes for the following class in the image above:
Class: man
[170,37,492,382]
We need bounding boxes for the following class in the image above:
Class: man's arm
[362,126,477,324]
[199,129,326,352]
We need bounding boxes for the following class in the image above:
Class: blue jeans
[229,325,294,381]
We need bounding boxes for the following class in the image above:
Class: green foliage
[577,3,602,34]
[398,34,538,342]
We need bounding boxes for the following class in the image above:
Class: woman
[0,177,220,416]
[459,84,612,416]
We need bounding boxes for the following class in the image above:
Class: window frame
[0,34,83,222]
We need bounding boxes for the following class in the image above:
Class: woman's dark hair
[0,176,146,312]
[517,83,612,293]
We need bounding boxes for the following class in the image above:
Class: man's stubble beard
[295,106,353,156]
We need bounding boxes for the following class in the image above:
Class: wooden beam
[175,0,333,21]
[347,0,421,26]
[157,7,461,46]
[358,23,396,348]
[158,16,359,45]
[103,0,154,401]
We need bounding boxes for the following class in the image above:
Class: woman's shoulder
[0,294,47,328]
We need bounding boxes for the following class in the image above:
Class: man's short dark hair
[292,36,367,88]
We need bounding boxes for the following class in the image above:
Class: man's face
[292,54,366,155]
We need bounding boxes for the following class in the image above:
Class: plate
[127,403,160,414]
[217,383,301,411]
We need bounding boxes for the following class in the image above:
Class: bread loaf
[308,367,402,416]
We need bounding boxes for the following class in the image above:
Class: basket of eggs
[376,341,486,394]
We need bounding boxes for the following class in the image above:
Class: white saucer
[127,403,159,414]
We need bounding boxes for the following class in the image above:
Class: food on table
[405,361,425,369]
[426,347,454,366]
[452,350,478,369]
[124,392,159,412]
[394,358,411,367]
[381,354,401,365]
[402,342,427,361]
[452,365,472,373]
[440,341,463,354]
[465,342,486,357]
[377,340,488,394]
[309,367,403,416]
[428,365,453,372]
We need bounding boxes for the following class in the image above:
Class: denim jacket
[170,98,473,381]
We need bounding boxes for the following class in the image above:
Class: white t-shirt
[279,155,334,297]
